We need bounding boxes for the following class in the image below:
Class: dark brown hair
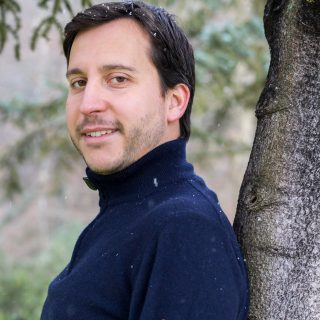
[63,1,195,140]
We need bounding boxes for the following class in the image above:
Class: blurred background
[0,0,268,318]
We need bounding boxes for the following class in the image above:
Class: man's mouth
[85,130,116,137]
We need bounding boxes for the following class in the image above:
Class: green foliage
[0,0,21,59]
[194,15,268,113]
[31,0,92,50]
[0,223,83,319]
[0,0,92,59]
[170,0,268,146]
[0,89,78,199]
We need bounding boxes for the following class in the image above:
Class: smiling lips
[85,130,116,137]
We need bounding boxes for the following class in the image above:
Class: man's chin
[85,160,128,176]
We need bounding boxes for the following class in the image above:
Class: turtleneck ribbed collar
[84,138,194,206]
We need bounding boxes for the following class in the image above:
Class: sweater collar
[84,138,193,205]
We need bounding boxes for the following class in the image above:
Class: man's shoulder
[134,196,241,271]
[143,190,231,242]
[149,174,220,219]
[130,174,237,252]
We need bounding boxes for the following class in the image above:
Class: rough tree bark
[234,0,320,319]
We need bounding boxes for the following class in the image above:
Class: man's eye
[71,79,86,89]
[110,76,127,85]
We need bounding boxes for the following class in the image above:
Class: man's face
[66,19,174,174]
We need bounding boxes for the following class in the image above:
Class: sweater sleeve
[129,211,249,320]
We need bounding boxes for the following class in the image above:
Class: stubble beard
[70,112,166,175]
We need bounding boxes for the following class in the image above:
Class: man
[41,1,249,319]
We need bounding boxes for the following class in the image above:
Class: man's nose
[79,80,109,115]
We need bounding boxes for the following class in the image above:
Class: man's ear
[167,83,190,123]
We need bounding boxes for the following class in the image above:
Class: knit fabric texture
[41,138,249,319]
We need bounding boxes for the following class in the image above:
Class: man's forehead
[67,19,154,72]
[73,18,151,46]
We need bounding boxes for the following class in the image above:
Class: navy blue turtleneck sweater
[41,139,249,319]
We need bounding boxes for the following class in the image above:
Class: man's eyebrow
[66,64,138,79]
[66,68,84,79]
[100,64,138,73]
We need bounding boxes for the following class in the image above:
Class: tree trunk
[233,0,320,319]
